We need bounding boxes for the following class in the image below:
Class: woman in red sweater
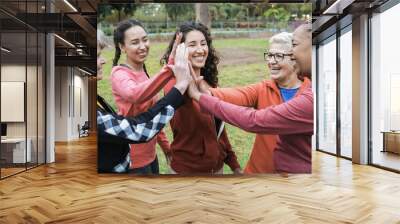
[161,22,241,174]
[110,19,183,174]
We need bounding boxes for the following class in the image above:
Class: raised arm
[110,33,184,105]
[111,66,173,104]
[207,82,261,107]
[101,42,192,144]
[98,87,184,144]
[199,88,313,135]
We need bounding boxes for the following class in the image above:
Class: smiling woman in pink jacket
[110,19,179,174]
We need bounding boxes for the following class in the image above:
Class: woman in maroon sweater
[161,22,241,174]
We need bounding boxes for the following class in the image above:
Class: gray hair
[269,32,293,51]
[97,29,108,49]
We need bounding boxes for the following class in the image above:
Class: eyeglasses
[264,52,293,62]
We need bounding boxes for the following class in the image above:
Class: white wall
[1,63,46,164]
[54,66,69,141]
[73,70,89,139]
[54,67,89,141]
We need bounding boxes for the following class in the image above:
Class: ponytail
[143,63,150,78]
[113,46,121,66]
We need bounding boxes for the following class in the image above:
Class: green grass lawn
[98,37,269,174]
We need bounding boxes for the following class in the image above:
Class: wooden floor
[372,151,400,171]
[0,135,400,223]
[1,167,26,178]
[1,163,45,178]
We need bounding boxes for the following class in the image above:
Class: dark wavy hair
[161,22,219,87]
[112,19,149,75]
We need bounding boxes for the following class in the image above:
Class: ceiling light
[323,0,355,15]
[54,34,75,48]
[78,68,92,76]
[76,48,85,55]
[63,0,78,12]
[1,47,11,53]
[323,0,341,14]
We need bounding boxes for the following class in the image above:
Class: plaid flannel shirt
[97,105,175,172]
[97,105,174,142]
[97,87,184,173]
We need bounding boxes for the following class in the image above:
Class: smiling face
[120,25,149,65]
[184,30,209,71]
[267,43,296,82]
[293,25,311,75]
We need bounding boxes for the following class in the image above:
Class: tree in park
[263,5,291,29]
[98,4,139,23]
[165,3,193,23]
[195,3,210,28]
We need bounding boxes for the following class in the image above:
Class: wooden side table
[381,131,400,154]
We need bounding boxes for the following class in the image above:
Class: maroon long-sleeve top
[164,79,241,174]
[199,87,314,173]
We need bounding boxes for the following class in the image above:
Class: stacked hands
[167,32,208,101]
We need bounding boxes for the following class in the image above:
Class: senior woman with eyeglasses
[191,32,311,174]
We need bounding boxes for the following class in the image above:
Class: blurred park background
[97,3,311,174]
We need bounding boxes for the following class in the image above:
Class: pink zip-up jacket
[111,65,173,168]
[199,87,314,173]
